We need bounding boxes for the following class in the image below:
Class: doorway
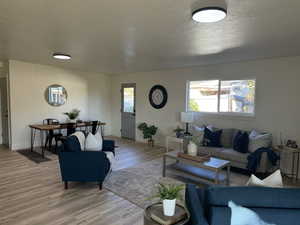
[121,83,136,140]
[0,77,9,146]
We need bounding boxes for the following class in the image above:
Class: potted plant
[137,122,158,147]
[173,126,184,138]
[63,109,80,123]
[151,183,184,216]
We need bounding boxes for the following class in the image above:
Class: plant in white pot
[151,183,184,216]
[63,109,80,123]
[187,137,198,156]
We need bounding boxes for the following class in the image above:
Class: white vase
[188,141,197,156]
[163,199,176,216]
[68,119,76,123]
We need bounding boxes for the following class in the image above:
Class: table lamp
[180,112,194,136]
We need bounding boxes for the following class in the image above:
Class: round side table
[144,202,190,225]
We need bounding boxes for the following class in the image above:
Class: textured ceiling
[0,0,300,74]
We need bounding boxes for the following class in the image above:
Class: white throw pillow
[246,170,283,187]
[229,201,276,225]
[248,130,272,153]
[85,131,103,151]
[71,131,86,150]
[206,125,215,131]
[191,125,204,146]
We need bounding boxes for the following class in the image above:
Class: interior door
[0,78,9,146]
[121,83,136,140]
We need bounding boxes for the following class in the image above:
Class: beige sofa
[192,127,273,173]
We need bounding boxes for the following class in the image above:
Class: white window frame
[186,79,256,117]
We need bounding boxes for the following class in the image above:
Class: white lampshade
[180,112,194,123]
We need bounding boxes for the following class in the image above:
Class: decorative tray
[177,152,210,163]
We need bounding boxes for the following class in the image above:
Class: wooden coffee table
[163,151,231,185]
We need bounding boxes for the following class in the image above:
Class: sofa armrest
[58,151,110,182]
[185,184,209,225]
[102,140,115,155]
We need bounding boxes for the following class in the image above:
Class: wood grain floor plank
[0,137,164,225]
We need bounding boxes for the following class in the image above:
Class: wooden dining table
[29,121,106,157]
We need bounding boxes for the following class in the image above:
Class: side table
[275,146,300,181]
[166,136,184,152]
[144,203,189,225]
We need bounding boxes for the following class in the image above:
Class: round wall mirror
[45,84,68,106]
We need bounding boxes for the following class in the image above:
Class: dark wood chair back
[66,123,76,136]
[43,118,60,125]
[91,121,99,135]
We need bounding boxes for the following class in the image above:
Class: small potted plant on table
[63,109,80,123]
[151,183,184,217]
[138,122,158,147]
[173,126,184,138]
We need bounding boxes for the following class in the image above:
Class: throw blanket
[247,148,280,173]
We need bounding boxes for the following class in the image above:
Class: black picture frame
[149,85,168,109]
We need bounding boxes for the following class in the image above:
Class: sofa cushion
[203,127,223,147]
[249,130,272,153]
[221,128,234,148]
[246,170,283,187]
[191,125,205,146]
[85,131,103,151]
[220,148,249,163]
[71,131,86,150]
[233,131,249,153]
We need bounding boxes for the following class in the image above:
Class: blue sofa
[186,184,300,225]
[58,135,115,190]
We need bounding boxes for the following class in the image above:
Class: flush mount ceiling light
[192,0,227,23]
[52,53,71,60]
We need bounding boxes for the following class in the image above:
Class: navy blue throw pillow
[62,135,81,152]
[233,131,249,153]
[203,127,223,147]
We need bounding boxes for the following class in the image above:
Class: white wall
[0,61,9,145]
[111,56,300,147]
[9,60,111,150]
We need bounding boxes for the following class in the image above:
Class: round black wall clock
[149,85,168,109]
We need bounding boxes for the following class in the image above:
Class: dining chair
[43,118,62,153]
[66,123,77,136]
[55,123,78,151]
[91,120,99,135]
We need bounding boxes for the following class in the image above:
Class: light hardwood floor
[0,138,165,225]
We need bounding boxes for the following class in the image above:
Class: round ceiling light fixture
[192,0,227,23]
[52,53,71,60]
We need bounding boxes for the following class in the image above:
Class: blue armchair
[58,135,115,190]
[185,184,300,225]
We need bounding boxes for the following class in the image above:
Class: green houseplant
[151,183,184,216]
[173,126,184,138]
[137,122,158,147]
[63,109,80,123]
